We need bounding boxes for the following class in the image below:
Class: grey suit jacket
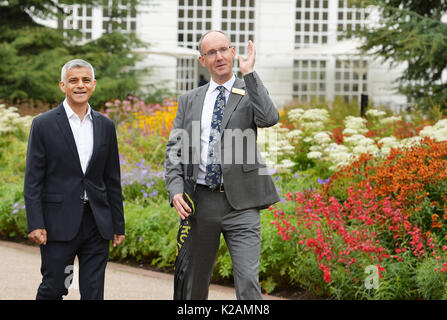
[165,71,280,210]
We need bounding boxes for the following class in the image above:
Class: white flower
[380,115,401,125]
[280,159,295,168]
[279,145,295,153]
[313,131,331,145]
[381,147,392,156]
[353,145,369,155]
[366,109,386,117]
[0,104,34,135]
[325,143,349,153]
[303,136,313,143]
[307,151,322,159]
[288,108,305,121]
[344,116,368,134]
[286,129,302,140]
[366,144,380,154]
[302,121,324,130]
[420,119,447,141]
[309,145,323,151]
[342,128,358,136]
[378,136,400,149]
[401,136,423,147]
[344,134,370,145]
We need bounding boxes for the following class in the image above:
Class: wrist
[242,69,254,76]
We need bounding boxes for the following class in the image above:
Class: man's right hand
[172,193,192,220]
[28,229,47,245]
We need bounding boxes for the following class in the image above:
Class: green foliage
[0,0,148,108]
[0,182,28,240]
[108,201,179,269]
[350,0,447,110]
[416,258,447,300]
[4,98,447,299]
[118,126,168,169]
[372,259,418,300]
[0,131,28,184]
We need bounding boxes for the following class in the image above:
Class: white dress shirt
[63,99,94,199]
[197,74,236,185]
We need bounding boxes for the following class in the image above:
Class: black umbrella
[173,147,198,300]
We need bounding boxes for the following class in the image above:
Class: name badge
[231,88,246,96]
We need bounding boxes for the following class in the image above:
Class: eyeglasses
[202,46,233,58]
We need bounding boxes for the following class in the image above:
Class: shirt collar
[208,74,236,94]
[63,99,93,121]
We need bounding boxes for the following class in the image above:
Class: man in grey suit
[165,30,280,300]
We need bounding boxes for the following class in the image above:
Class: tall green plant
[350,0,447,110]
[0,0,149,108]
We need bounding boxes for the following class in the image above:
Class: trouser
[36,202,109,300]
[186,184,262,300]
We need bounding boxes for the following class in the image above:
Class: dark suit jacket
[24,103,125,241]
[165,71,280,210]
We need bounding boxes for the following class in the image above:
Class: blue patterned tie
[205,86,226,190]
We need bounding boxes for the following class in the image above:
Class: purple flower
[150,190,158,198]
[317,177,330,185]
[138,236,143,242]
[294,173,299,179]
[280,198,286,203]
[274,176,279,182]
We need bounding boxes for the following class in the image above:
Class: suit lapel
[222,78,245,130]
[84,110,100,176]
[192,83,209,124]
[55,103,83,174]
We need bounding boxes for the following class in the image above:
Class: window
[177,58,196,92]
[102,0,137,33]
[177,0,213,93]
[221,0,256,77]
[59,4,94,41]
[292,59,327,103]
[295,0,329,48]
[336,0,366,40]
[334,59,368,102]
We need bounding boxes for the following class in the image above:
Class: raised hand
[238,40,256,76]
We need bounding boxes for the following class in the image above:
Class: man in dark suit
[165,31,280,300]
[24,59,125,300]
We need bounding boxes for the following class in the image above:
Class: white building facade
[51,0,408,109]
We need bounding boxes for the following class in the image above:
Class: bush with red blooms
[270,137,447,299]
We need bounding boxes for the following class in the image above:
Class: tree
[0,0,148,108]
[350,0,447,110]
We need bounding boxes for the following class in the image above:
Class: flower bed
[1,99,447,299]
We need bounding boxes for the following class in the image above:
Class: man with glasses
[166,30,279,300]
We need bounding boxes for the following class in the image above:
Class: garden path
[0,240,283,300]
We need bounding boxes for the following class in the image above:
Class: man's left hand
[238,40,256,76]
[113,234,125,247]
